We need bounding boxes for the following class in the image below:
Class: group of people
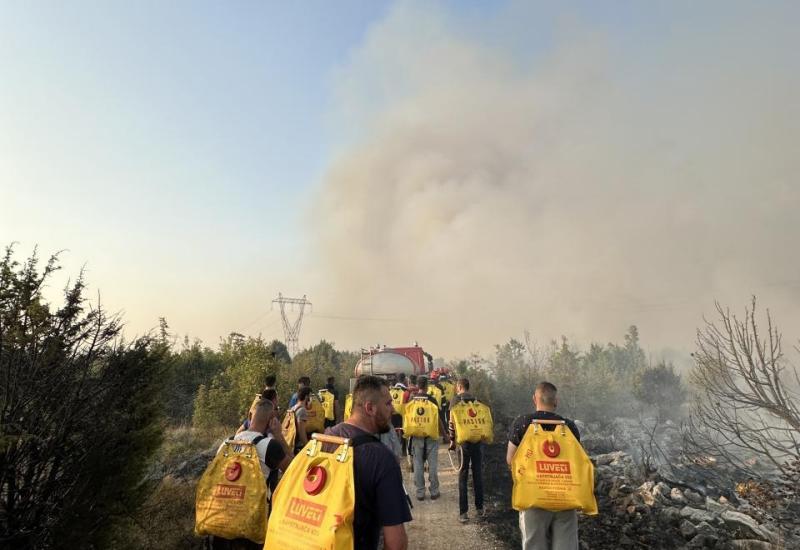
[386,371,485,524]
[210,371,584,550]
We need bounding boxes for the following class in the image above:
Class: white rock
[680,506,715,524]
[684,489,704,504]
[721,510,769,541]
[670,487,688,504]
[730,540,778,550]
[705,496,727,515]
[652,482,671,502]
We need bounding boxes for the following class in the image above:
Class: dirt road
[403,446,509,550]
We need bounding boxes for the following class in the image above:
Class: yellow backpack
[265,433,379,549]
[195,437,269,543]
[318,389,336,421]
[402,397,439,439]
[281,410,297,450]
[450,400,494,444]
[511,420,598,514]
[389,387,406,415]
[427,385,443,407]
[305,394,326,435]
[441,381,456,404]
[343,393,352,420]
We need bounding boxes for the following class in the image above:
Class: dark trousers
[459,442,484,514]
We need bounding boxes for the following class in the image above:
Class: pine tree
[0,246,167,548]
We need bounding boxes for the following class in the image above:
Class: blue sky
[1,1,389,254]
[2,1,799,357]
[1,1,392,342]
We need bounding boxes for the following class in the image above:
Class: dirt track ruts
[402,445,509,549]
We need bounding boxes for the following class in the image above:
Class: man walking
[325,375,411,550]
[506,382,581,550]
[409,376,448,501]
[448,378,485,523]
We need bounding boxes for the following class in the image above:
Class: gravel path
[403,446,509,550]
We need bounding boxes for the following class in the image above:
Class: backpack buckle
[337,441,351,463]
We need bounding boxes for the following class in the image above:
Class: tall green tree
[0,246,167,548]
[193,336,283,429]
[288,341,357,405]
[163,338,225,423]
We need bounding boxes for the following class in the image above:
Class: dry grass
[109,424,232,549]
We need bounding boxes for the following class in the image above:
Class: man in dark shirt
[325,375,411,550]
[506,382,581,550]
[447,378,485,523]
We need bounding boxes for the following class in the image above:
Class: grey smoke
[307,1,800,358]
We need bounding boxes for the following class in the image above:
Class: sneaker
[458,513,469,523]
[416,495,425,501]
[430,492,440,500]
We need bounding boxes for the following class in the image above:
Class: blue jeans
[459,442,484,514]
[411,437,439,498]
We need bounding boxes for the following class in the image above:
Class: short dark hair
[398,373,407,382]
[261,388,278,402]
[353,375,388,407]
[298,376,310,386]
[409,374,418,384]
[327,376,335,385]
[298,386,312,401]
[417,376,428,391]
[264,374,276,387]
[535,381,558,406]
[457,378,470,390]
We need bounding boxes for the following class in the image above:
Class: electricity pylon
[272,293,312,355]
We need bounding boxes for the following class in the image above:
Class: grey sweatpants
[519,508,578,550]
[411,437,439,498]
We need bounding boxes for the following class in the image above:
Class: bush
[632,362,686,420]
[0,246,168,548]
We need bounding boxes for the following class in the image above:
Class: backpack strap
[252,435,267,445]
[350,434,381,447]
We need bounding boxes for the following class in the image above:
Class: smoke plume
[306,1,800,358]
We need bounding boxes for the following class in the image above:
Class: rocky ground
[479,418,800,550]
[147,423,799,549]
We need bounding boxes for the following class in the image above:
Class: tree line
[2,245,797,548]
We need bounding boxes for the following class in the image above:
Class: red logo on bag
[213,484,246,500]
[287,497,326,527]
[536,461,571,474]
[224,462,242,481]
[303,465,327,495]
[468,408,477,418]
[542,440,561,458]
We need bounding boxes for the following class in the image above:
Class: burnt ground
[480,441,521,548]
[479,441,673,550]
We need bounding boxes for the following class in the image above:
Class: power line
[311,313,407,322]
[272,293,312,356]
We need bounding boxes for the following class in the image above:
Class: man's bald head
[534,381,558,411]
[250,398,276,431]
